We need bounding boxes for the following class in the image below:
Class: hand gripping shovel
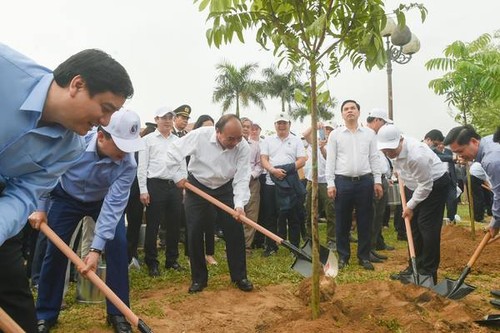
[0,307,25,333]
[184,182,338,278]
[432,232,492,299]
[397,181,435,288]
[40,223,153,333]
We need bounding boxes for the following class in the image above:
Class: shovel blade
[291,240,338,278]
[399,273,435,288]
[432,278,476,299]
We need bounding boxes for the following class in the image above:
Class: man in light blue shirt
[32,109,144,333]
[0,44,133,332]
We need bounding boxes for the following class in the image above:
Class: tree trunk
[236,93,240,118]
[309,61,321,320]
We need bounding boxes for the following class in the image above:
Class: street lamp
[381,18,421,120]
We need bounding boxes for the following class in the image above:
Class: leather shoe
[390,266,413,280]
[338,259,348,270]
[107,314,132,333]
[371,250,388,260]
[376,244,395,251]
[234,278,254,292]
[368,253,383,263]
[165,262,184,271]
[148,265,160,277]
[491,290,500,298]
[358,259,375,270]
[188,281,207,293]
[37,319,56,333]
[491,299,500,308]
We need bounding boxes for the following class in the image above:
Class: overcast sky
[2,0,498,139]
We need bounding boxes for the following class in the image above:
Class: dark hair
[97,125,112,139]
[140,124,156,137]
[341,99,360,111]
[53,49,133,99]
[494,126,500,143]
[215,114,240,132]
[193,114,214,129]
[424,129,444,142]
[443,125,481,146]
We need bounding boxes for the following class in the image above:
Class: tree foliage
[425,32,500,132]
[213,61,266,117]
[291,81,336,121]
[261,65,304,114]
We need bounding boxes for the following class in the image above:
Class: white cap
[323,121,337,129]
[377,124,402,150]
[368,108,393,124]
[102,108,145,153]
[155,106,175,118]
[275,113,290,123]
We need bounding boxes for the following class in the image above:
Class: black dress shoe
[37,319,56,333]
[371,250,388,260]
[376,244,395,251]
[338,259,348,270]
[148,265,160,277]
[107,315,132,333]
[234,278,254,292]
[368,253,383,263]
[358,259,375,270]
[165,262,184,271]
[491,299,500,308]
[491,290,500,298]
[188,281,207,293]
[390,266,413,280]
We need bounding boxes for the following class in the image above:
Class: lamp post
[381,18,421,120]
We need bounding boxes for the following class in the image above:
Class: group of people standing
[1,42,499,333]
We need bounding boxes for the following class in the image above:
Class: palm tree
[290,81,336,122]
[261,65,304,114]
[212,61,265,117]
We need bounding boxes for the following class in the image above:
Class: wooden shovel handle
[39,223,140,327]
[0,307,25,333]
[184,182,284,244]
[398,180,417,259]
[467,232,492,267]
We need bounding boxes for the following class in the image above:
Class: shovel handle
[398,180,417,259]
[184,182,284,244]
[466,232,492,268]
[0,307,25,333]
[39,224,145,330]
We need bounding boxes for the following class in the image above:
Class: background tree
[291,81,337,121]
[261,65,304,114]
[213,61,266,117]
[197,0,425,318]
[425,32,500,134]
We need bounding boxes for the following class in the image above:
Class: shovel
[396,180,435,288]
[0,307,25,333]
[432,232,491,299]
[475,314,500,327]
[40,224,153,333]
[184,182,338,278]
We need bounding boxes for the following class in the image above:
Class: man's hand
[233,207,246,222]
[327,186,337,200]
[374,183,383,199]
[270,168,287,180]
[176,178,187,189]
[28,211,47,230]
[139,193,150,206]
[81,251,100,276]
[402,207,414,221]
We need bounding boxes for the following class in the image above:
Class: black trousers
[406,173,450,276]
[185,175,247,284]
[144,178,182,268]
[126,177,143,261]
[0,233,37,333]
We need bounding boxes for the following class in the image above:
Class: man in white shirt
[378,124,450,283]
[241,117,263,250]
[260,114,307,256]
[166,114,253,293]
[138,107,186,277]
[326,100,383,271]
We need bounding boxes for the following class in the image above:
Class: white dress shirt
[260,133,306,185]
[325,126,381,187]
[392,137,448,210]
[137,130,186,194]
[248,138,263,180]
[166,126,251,209]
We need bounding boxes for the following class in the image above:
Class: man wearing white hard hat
[32,109,144,333]
[377,124,450,284]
